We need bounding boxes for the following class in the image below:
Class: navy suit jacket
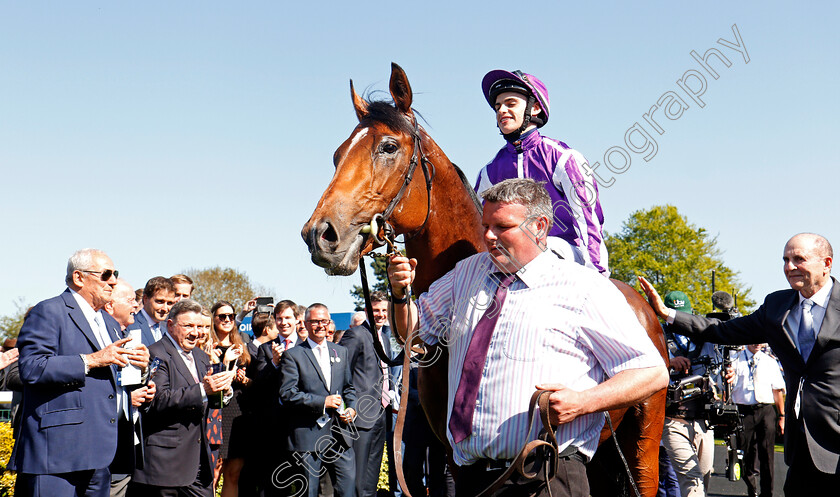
[10,289,121,474]
[132,336,221,487]
[127,310,157,348]
[338,324,393,430]
[279,340,356,452]
[671,277,840,473]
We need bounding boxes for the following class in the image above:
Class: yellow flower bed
[0,421,15,496]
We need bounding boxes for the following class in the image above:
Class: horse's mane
[452,163,483,214]
[360,98,483,216]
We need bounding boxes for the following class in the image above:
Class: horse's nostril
[321,222,338,244]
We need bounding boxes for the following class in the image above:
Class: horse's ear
[350,80,368,122]
[389,62,413,116]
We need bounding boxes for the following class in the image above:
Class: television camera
[666,286,745,481]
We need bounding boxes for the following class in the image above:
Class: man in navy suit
[130,299,234,497]
[278,303,357,497]
[640,233,840,496]
[11,248,149,497]
[129,277,176,347]
[339,292,399,497]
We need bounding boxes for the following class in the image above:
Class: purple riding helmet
[481,70,551,135]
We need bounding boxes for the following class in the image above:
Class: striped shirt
[416,250,663,466]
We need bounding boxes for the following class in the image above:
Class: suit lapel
[162,336,198,386]
[810,278,840,363]
[134,312,155,345]
[62,290,102,352]
[302,342,329,391]
[779,291,800,350]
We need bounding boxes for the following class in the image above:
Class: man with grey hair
[388,178,667,497]
[10,249,149,497]
[103,279,155,497]
[131,299,234,496]
[640,233,840,496]
[278,303,357,497]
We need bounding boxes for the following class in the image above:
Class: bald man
[640,233,840,496]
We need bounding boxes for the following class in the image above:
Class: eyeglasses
[80,269,119,281]
[216,313,235,321]
[306,319,330,327]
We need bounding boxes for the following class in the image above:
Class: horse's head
[302,63,433,275]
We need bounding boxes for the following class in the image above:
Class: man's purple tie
[449,272,517,444]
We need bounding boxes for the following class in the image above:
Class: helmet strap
[502,94,536,143]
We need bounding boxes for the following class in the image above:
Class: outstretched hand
[638,276,669,319]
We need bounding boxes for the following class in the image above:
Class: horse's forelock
[360,100,415,135]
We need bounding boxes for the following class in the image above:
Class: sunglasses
[80,269,119,281]
[216,313,235,321]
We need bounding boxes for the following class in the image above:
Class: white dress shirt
[139,308,163,341]
[731,348,786,405]
[786,280,833,350]
[307,338,332,391]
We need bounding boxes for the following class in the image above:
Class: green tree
[606,205,755,315]
[0,298,30,341]
[350,257,389,311]
[183,266,272,311]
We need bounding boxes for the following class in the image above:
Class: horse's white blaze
[338,128,368,167]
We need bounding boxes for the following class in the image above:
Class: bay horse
[301,63,668,497]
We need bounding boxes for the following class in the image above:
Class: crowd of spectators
[2,248,454,497]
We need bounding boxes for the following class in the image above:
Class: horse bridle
[358,114,435,369]
[367,115,436,247]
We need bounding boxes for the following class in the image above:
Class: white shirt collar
[307,337,328,351]
[165,332,191,357]
[70,288,100,325]
[515,249,566,288]
[800,279,833,308]
[140,308,160,328]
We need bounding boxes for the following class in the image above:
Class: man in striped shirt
[387,178,667,497]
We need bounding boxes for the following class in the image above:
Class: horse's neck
[405,141,485,294]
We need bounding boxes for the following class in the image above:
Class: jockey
[475,69,609,275]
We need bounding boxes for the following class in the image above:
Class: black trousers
[736,403,776,497]
[783,431,840,497]
[455,453,588,497]
[352,409,387,497]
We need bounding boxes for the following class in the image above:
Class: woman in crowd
[209,301,252,497]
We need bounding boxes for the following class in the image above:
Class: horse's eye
[380,142,399,155]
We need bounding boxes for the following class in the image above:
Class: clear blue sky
[2,1,838,317]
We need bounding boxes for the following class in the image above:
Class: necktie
[285,338,293,350]
[379,329,390,409]
[93,313,109,349]
[317,346,331,391]
[152,322,161,341]
[798,299,816,361]
[449,272,517,444]
[95,313,130,418]
[182,351,200,383]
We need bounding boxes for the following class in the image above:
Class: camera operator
[727,344,785,497]
[661,291,721,497]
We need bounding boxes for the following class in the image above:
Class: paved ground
[708,443,787,497]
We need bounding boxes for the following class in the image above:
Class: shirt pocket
[501,321,547,362]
